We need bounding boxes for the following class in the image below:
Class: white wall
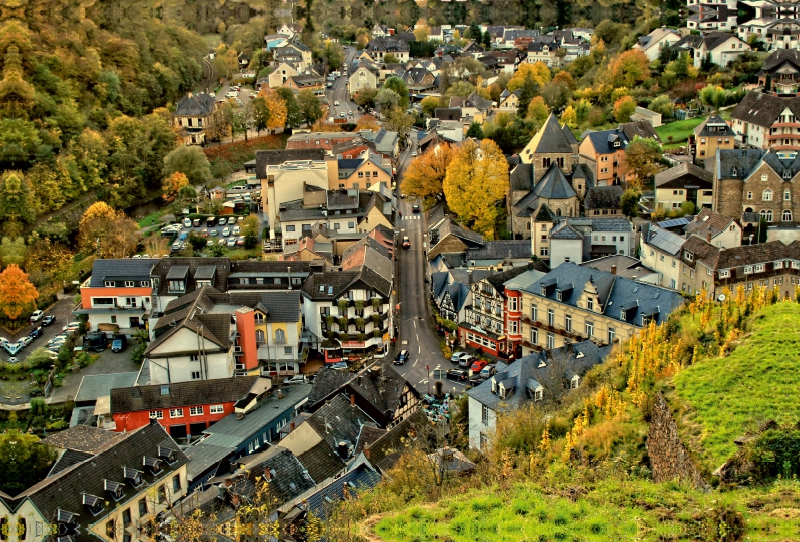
[468,396,496,450]
[550,238,584,266]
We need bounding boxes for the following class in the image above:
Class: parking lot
[163,213,262,254]
[0,296,77,364]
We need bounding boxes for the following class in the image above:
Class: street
[390,137,465,395]
[326,46,360,122]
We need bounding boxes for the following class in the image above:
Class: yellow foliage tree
[526,96,549,124]
[0,264,38,320]
[79,203,141,258]
[608,50,650,89]
[162,171,189,202]
[258,88,287,133]
[612,95,637,123]
[402,143,457,201]
[561,106,578,129]
[443,139,509,238]
[79,201,116,228]
[507,62,552,91]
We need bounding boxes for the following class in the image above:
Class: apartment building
[640,225,687,290]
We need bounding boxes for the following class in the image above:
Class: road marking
[418,346,421,353]
[401,340,408,345]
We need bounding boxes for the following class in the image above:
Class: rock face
[646,392,710,491]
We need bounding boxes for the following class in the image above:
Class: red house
[110,376,266,438]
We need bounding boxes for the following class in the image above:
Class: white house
[640,224,687,290]
[547,217,634,266]
[632,27,681,61]
[262,160,332,238]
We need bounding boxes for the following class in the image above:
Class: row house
[730,90,800,150]
[532,216,634,266]
[654,162,715,212]
[517,262,684,355]
[283,73,325,95]
[77,259,158,335]
[684,208,742,249]
[110,376,265,436]
[757,49,800,96]
[640,224,687,290]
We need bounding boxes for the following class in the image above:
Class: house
[630,106,662,127]
[713,147,800,227]
[335,151,393,190]
[579,255,659,284]
[518,262,684,354]
[489,50,520,74]
[360,128,401,159]
[371,23,392,38]
[274,41,313,70]
[304,363,420,428]
[687,0,738,31]
[0,423,188,542]
[467,341,609,449]
[276,23,300,39]
[267,62,298,88]
[729,90,800,150]
[690,114,736,161]
[283,73,325,95]
[545,216,634,266]
[110,376,265,437]
[684,208,742,248]
[76,259,158,335]
[427,216,486,261]
[254,148,327,180]
[261,159,332,234]
[430,267,482,324]
[364,38,410,63]
[584,185,625,217]
[497,89,521,110]
[173,92,223,145]
[461,40,485,58]
[705,240,800,298]
[401,66,439,93]
[632,27,681,61]
[285,132,362,151]
[640,224,687,290]
[654,162,715,212]
[200,382,312,459]
[578,121,661,186]
[756,49,800,96]
[674,31,750,68]
[526,38,560,66]
[280,237,334,266]
[736,0,797,50]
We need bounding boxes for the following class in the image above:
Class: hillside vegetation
[329,286,800,541]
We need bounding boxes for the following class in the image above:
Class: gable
[149,326,222,356]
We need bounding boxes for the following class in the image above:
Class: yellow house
[251,291,305,375]
[334,151,393,190]
[358,193,394,234]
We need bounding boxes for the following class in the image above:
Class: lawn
[137,210,165,228]
[655,116,706,145]
[674,302,800,471]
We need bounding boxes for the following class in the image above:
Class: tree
[251,95,270,135]
[482,30,492,48]
[0,264,39,320]
[466,122,484,139]
[609,50,651,88]
[517,76,540,117]
[468,21,481,41]
[297,89,323,125]
[384,76,410,109]
[222,100,248,142]
[375,88,400,113]
[623,136,663,190]
[657,44,678,69]
[23,235,73,285]
[508,62,551,91]
[323,40,344,69]
[384,108,416,139]
[79,204,140,259]
[354,115,381,131]
[0,430,56,496]
[258,88,287,132]
[420,96,441,117]
[241,215,260,249]
[275,87,303,128]
[612,95,637,123]
[620,189,639,218]
[162,171,189,202]
[414,24,430,41]
[526,96,549,124]
[384,53,399,64]
[187,232,207,252]
[0,237,26,267]
[443,139,509,238]
[354,88,378,110]
[0,171,36,236]
[445,81,477,98]
[561,106,578,129]
[648,95,674,118]
[162,145,212,186]
[540,79,570,110]
[403,143,457,201]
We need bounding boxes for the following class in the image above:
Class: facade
[640,225,687,290]
[691,114,736,160]
[364,38,410,63]
[630,106,662,127]
[687,0,738,31]
[173,92,222,145]
[348,61,380,96]
[77,259,158,335]
[684,208,742,249]
[517,262,684,355]
[730,90,800,150]
[578,122,662,186]
[525,41,560,66]
[538,216,634,266]
[497,89,521,110]
[274,42,313,70]
[654,162,715,211]
[336,152,393,190]
[261,159,332,235]
[268,62,300,88]
[584,185,624,217]
[632,27,681,61]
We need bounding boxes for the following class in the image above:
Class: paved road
[0,297,77,363]
[390,137,465,396]
[327,47,360,122]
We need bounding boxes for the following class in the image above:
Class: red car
[470,359,488,373]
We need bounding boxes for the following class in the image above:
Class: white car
[334,100,340,106]
[232,226,240,236]
[30,310,44,323]
[225,90,238,98]
[218,217,227,226]
[222,227,231,237]
[183,217,192,228]
[226,237,236,248]
[63,322,81,332]
[19,336,33,347]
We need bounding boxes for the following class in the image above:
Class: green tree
[648,95,674,118]
[297,89,323,125]
[623,136,663,190]
[323,40,344,69]
[26,348,56,370]
[0,171,36,236]
[420,96,441,117]
[384,53,399,64]
[517,76,540,118]
[620,189,640,218]
[162,145,212,186]
[375,88,400,113]
[612,95,637,123]
[540,79,570,110]
[384,108,416,139]
[275,87,303,127]
[354,88,378,110]
[466,122,484,139]
[187,232,207,252]
[445,81,477,99]
[0,119,42,169]
[0,430,56,496]
[657,44,678,69]
[241,215,260,249]
[384,76,410,109]
[482,30,492,48]
[251,96,270,135]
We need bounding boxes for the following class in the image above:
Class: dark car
[83,332,107,352]
[412,205,420,213]
[42,315,56,326]
[29,327,43,340]
[468,374,488,387]
[394,349,410,365]
[446,369,468,382]
[111,334,128,353]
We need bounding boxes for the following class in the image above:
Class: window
[191,371,201,380]
[540,247,548,257]
[125,281,135,287]
[169,408,183,418]
[275,328,286,344]
[547,309,554,326]
[587,298,594,311]
[546,333,555,349]
[189,354,199,362]
[348,221,355,228]
[190,406,203,416]
[285,225,296,231]
[149,410,163,419]
[585,321,594,337]
[785,190,791,201]
[158,485,166,503]
[564,314,572,332]
[761,173,768,181]
[760,209,774,221]
[140,280,150,287]
[784,210,793,221]
[111,315,117,324]
[608,328,615,344]
[755,263,764,272]
[139,498,147,516]
[719,269,729,278]
[530,328,538,344]
[122,508,131,526]
[762,189,772,201]
[747,191,753,200]
[104,281,115,287]
[168,280,184,293]
[172,475,181,493]
[482,404,489,425]
[531,304,538,321]
[210,405,224,414]
[106,520,115,538]
[480,433,488,449]
[510,321,518,334]
[509,297,518,311]
[334,223,341,230]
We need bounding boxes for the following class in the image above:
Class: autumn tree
[355,115,381,131]
[444,81,476,99]
[0,264,39,320]
[420,96,441,117]
[612,95,637,123]
[507,62,551,91]
[608,50,651,89]
[384,76,410,109]
[78,203,141,258]
[354,88,378,110]
[384,53,400,64]
[257,88,287,132]
[0,237,26,267]
[297,89,323,125]
[623,136,664,190]
[0,430,56,496]
[375,88,400,112]
[0,171,36,236]
[384,107,416,139]
[276,87,303,127]
[526,96,549,124]
[162,172,189,202]
[162,145,212,186]
[561,106,578,129]
[443,139,509,238]
[23,235,74,286]
[403,143,457,202]
[414,24,430,41]
[241,215,260,248]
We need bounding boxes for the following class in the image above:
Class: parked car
[225,90,238,98]
[19,336,33,347]
[394,350,410,365]
[183,217,192,228]
[179,231,189,241]
[30,310,44,323]
[192,218,201,227]
[468,374,488,387]
[218,217,227,226]
[446,369,468,382]
[471,359,488,373]
[171,242,183,252]
[451,352,469,363]
[283,374,309,384]
[223,227,231,237]
[480,364,497,378]
[232,225,240,235]
[226,237,236,247]
[236,236,245,246]
[42,315,55,326]
[339,112,346,118]
[63,322,81,332]
[83,332,107,352]
[210,229,219,237]
[201,228,209,237]
[402,236,410,249]
[111,334,128,353]
[458,355,475,368]
[29,327,43,340]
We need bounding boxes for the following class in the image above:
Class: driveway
[48,347,141,404]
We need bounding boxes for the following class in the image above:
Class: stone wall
[646,392,710,490]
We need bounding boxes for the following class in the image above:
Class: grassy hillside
[674,302,800,472]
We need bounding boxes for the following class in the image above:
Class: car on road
[412,205,420,213]
[326,82,332,88]
[111,334,128,353]
[471,359,488,373]
[339,112,346,117]
[400,193,406,199]
[412,151,418,157]
[183,217,192,228]
[30,310,44,323]
[249,92,257,98]
[402,236,410,249]
[29,327,43,340]
[222,227,231,237]
[225,90,238,98]
[446,369,468,382]
[218,217,227,226]
[330,361,348,370]
[334,101,340,106]
[42,315,55,326]
[394,350,410,365]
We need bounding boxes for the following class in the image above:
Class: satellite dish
[717,294,726,302]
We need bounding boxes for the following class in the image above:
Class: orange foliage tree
[257,88,288,133]
[0,264,39,320]
[608,50,651,89]
[162,171,189,202]
[402,143,457,202]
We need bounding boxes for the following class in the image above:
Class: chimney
[337,441,349,459]
[224,478,233,488]
[264,468,271,481]
[278,389,283,399]
[231,494,240,507]
[707,232,712,243]
[364,447,370,459]
[290,420,296,432]
[350,394,356,407]
[149,416,159,425]
[610,265,617,275]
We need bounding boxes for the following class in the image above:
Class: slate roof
[75,372,139,404]
[48,449,93,477]
[643,225,686,256]
[175,92,217,117]
[584,185,624,210]
[151,257,231,298]
[305,367,359,411]
[428,217,485,250]
[731,90,800,128]
[363,410,430,471]
[365,37,410,53]
[550,220,583,240]
[509,163,534,191]
[694,114,736,138]
[39,425,123,453]
[252,291,303,322]
[465,241,532,261]
[716,148,764,179]
[526,113,575,154]
[301,462,382,519]
[760,48,800,74]
[533,162,578,199]
[21,422,186,525]
[655,162,713,188]
[524,262,684,326]
[235,445,315,500]
[464,92,494,112]
[88,259,158,287]
[552,216,632,232]
[110,376,257,413]
[346,364,411,422]
[579,255,657,281]
[680,235,721,270]
[562,124,578,146]
[483,264,536,292]
[300,271,361,300]
[684,208,735,241]
[297,440,346,483]
[715,240,800,270]
[183,442,236,482]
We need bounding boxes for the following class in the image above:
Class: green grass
[655,116,706,145]
[137,210,165,228]
[674,303,800,471]
[202,34,222,51]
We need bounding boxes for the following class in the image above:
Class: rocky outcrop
[646,392,710,491]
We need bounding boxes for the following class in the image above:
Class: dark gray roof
[655,162,713,188]
[301,462,381,519]
[184,442,236,481]
[716,148,764,179]
[580,255,657,280]
[526,113,574,154]
[584,185,624,210]
[236,446,316,500]
[253,291,303,323]
[48,449,93,477]
[694,114,736,138]
[365,37,410,53]
[760,48,800,74]
[484,264,536,292]
[75,372,139,404]
[300,271,360,300]
[297,440,346,483]
[110,377,258,413]
[583,128,631,155]
[465,241,532,261]
[364,410,430,471]
[533,162,577,199]
[731,90,800,128]
[643,225,685,255]
[88,259,158,287]
[684,208,735,241]
[152,257,230,298]
[619,120,662,144]
[305,367,359,411]
[550,221,583,240]
[552,216,632,232]
[509,163,534,191]
[255,149,327,179]
[175,92,216,116]
[562,124,578,145]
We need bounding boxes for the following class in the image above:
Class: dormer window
[685,251,694,262]
[541,285,547,296]
[586,298,594,311]
[124,467,144,488]
[535,389,543,401]
[158,446,178,464]
[784,171,792,180]
[719,269,730,278]
[613,141,620,147]
[82,494,104,516]
[104,479,125,501]
[143,456,162,475]
[499,385,505,399]
[104,281,115,287]
[620,309,627,321]
[556,290,563,301]
[254,312,265,325]
[731,167,737,177]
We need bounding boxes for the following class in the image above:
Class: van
[206,216,216,227]
[83,332,107,352]
[111,334,128,353]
